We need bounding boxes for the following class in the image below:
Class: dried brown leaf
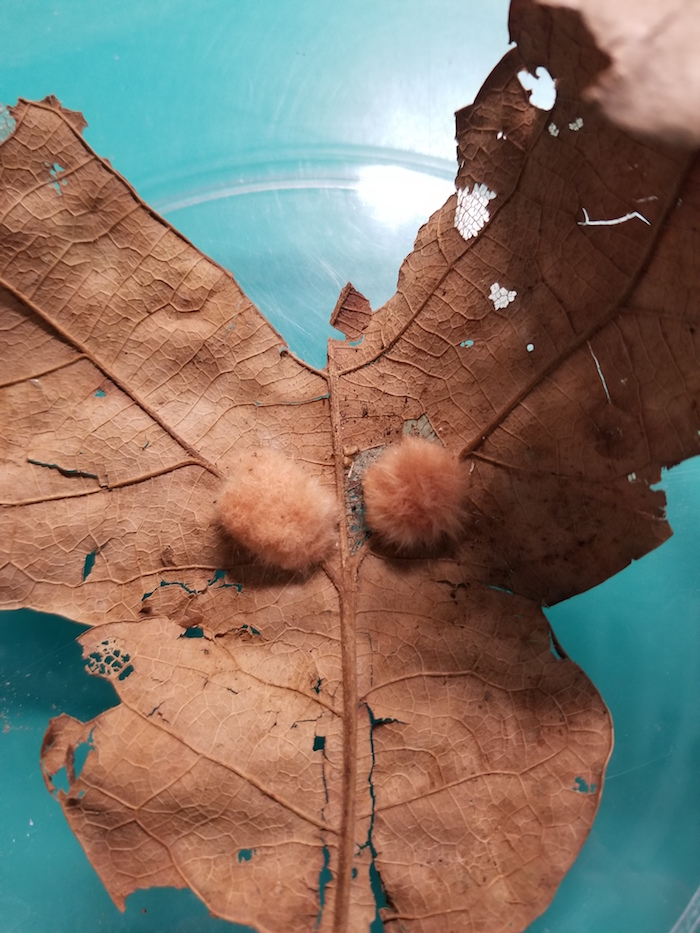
[2,5,699,931]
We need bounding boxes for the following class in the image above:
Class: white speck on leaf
[526,343,535,353]
[578,207,651,227]
[587,341,612,403]
[548,123,560,136]
[569,117,584,131]
[489,283,517,310]
[454,183,497,240]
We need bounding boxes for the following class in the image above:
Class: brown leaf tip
[330,282,372,339]
[363,437,470,554]
[39,95,89,135]
[218,449,339,571]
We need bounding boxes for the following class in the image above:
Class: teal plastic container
[1,2,698,931]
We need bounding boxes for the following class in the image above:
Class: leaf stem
[328,344,359,933]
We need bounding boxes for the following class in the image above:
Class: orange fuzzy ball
[363,436,469,552]
[218,449,338,571]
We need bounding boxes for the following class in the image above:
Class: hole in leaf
[73,732,94,779]
[573,776,598,794]
[315,843,333,929]
[363,705,396,932]
[517,67,556,110]
[50,766,71,795]
[370,860,389,932]
[82,550,97,581]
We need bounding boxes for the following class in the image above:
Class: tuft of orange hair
[362,436,469,553]
[218,449,338,571]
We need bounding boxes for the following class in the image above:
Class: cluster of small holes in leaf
[86,640,133,681]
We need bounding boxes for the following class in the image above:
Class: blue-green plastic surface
[1,2,699,931]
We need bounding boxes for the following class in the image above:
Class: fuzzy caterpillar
[362,436,469,553]
[218,449,338,571]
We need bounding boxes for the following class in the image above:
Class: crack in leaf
[360,705,401,932]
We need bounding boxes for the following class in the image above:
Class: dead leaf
[1,3,699,931]
[511,0,700,145]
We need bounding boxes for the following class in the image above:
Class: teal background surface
[1,2,699,931]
